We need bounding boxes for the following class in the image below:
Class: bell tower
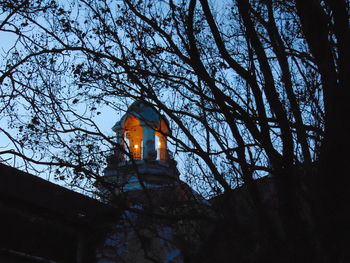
[113,101,170,163]
[97,101,179,203]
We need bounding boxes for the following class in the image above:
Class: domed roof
[112,101,170,134]
[127,100,161,123]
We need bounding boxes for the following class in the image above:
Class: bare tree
[1,0,349,262]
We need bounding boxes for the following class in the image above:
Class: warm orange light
[134,144,139,149]
[158,141,161,147]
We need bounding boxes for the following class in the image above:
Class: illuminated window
[155,119,169,161]
[124,116,143,160]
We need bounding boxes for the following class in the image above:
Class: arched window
[155,119,169,161]
[123,116,143,160]
[155,132,166,161]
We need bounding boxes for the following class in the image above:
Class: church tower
[95,101,201,263]
[97,101,180,204]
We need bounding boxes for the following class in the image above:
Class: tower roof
[112,101,170,133]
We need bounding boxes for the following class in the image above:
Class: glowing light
[134,144,139,149]
[158,141,161,147]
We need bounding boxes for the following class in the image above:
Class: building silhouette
[1,101,202,263]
